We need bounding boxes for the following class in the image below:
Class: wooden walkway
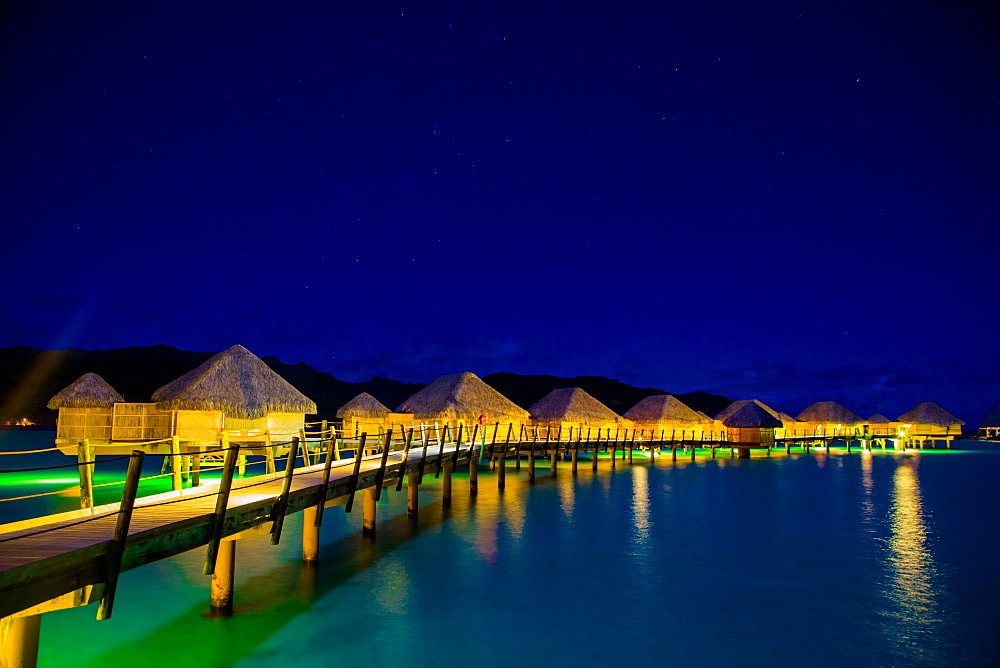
[0,441,473,620]
[0,425,935,621]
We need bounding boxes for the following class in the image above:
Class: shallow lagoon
[3,431,999,666]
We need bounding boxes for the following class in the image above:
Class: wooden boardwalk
[0,441,473,620]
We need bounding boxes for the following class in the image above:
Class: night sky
[1,1,997,423]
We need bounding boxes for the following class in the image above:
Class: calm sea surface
[2,431,999,667]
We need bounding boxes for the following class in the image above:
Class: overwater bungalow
[980,400,1000,439]
[715,399,782,423]
[528,387,620,438]
[51,345,317,454]
[47,373,125,442]
[396,371,529,439]
[623,394,714,438]
[866,413,895,435]
[795,401,864,436]
[722,402,783,457]
[777,412,799,438]
[896,402,964,439]
[336,392,413,439]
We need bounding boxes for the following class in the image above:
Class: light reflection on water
[880,457,953,661]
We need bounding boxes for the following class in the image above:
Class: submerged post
[362,487,378,535]
[407,473,420,516]
[0,614,41,668]
[210,540,236,615]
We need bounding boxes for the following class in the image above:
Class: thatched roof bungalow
[980,400,1000,437]
[152,344,316,442]
[795,401,864,435]
[624,394,714,437]
[896,402,965,436]
[336,392,413,439]
[397,372,529,438]
[527,388,619,437]
[722,402,782,455]
[715,399,782,423]
[49,373,124,441]
[866,413,896,435]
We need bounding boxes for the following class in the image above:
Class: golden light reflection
[860,451,874,523]
[501,484,526,542]
[631,465,650,541]
[556,472,575,518]
[886,457,944,636]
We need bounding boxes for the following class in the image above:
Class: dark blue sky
[1,1,997,423]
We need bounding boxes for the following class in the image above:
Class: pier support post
[407,473,419,516]
[469,449,479,496]
[191,453,202,487]
[181,455,190,483]
[442,462,453,505]
[77,439,93,510]
[1,614,41,668]
[362,487,378,535]
[571,446,578,475]
[171,435,182,491]
[210,541,236,615]
[303,506,320,561]
[737,447,750,459]
[550,449,558,476]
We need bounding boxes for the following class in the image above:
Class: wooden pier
[0,422,955,666]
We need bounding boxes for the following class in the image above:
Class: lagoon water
[2,431,999,666]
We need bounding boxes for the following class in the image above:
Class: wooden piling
[362,487,378,535]
[210,540,236,614]
[592,428,600,472]
[191,452,202,486]
[0,613,41,668]
[468,425,479,496]
[443,463,453,505]
[270,437,302,544]
[203,438,238,575]
[342,435,365,516]
[571,437,579,475]
[77,438,93,510]
[515,424,524,471]
[407,473,419,516]
[527,433,537,481]
[170,435,182,491]
[303,505,321,559]
[96,451,145,620]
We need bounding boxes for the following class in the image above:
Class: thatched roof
[47,373,124,409]
[396,372,529,421]
[715,399,781,422]
[623,394,709,425]
[696,410,715,422]
[796,401,864,425]
[152,344,317,419]
[778,412,799,427]
[528,387,620,423]
[897,402,965,427]
[868,413,891,424]
[981,400,1000,428]
[336,392,390,419]
[722,402,783,429]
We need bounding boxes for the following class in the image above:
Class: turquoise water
[3,431,999,666]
